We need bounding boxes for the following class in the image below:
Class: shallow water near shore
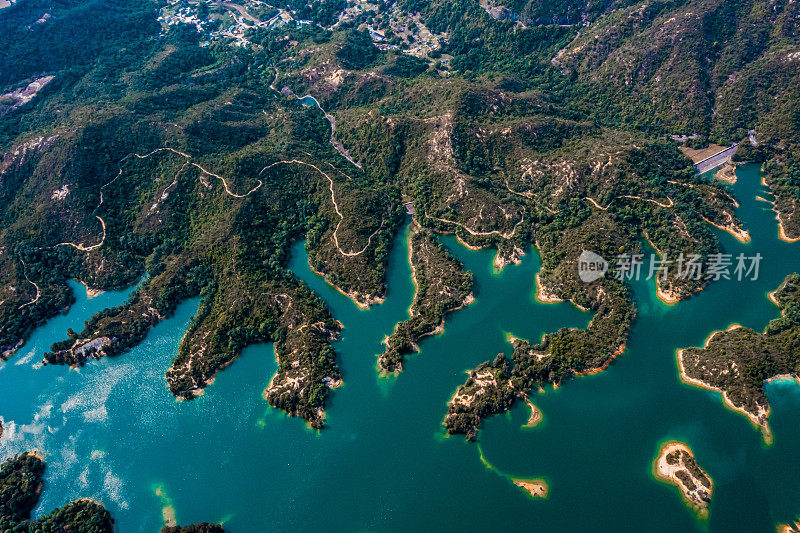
[1,164,799,531]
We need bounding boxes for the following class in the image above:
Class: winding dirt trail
[52,147,263,252]
[618,195,674,209]
[584,197,609,210]
[269,70,362,170]
[260,159,382,257]
[55,216,107,252]
[429,214,525,240]
[582,194,673,211]
[17,260,41,310]
[18,147,375,314]
[582,192,748,240]
[146,147,264,198]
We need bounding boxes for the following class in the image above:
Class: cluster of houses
[160,0,312,48]
[360,3,447,58]
[158,2,208,33]
[264,11,313,29]
[157,0,444,61]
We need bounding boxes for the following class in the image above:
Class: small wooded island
[653,442,713,518]
[378,222,473,373]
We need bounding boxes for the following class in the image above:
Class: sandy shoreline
[522,397,542,427]
[777,215,800,243]
[761,178,800,242]
[512,478,549,498]
[535,273,562,303]
[381,222,475,367]
[80,281,104,298]
[768,289,780,307]
[771,195,800,242]
[656,284,682,305]
[307,260,384,309]
[493,245,524,272]
[657,282,705,305]
[653,441,713,518]
[714,162,737,184]
[75,498,104,505]
[643,235,686,305]
[701,216,751,243]
[455,234,484,251]
[764,374,800,386]
[400,223,420,329]
[573,343,625,377]
[478,445,550,499]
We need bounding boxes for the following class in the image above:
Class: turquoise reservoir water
[1,164,799,531]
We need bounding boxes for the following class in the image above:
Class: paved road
[695,144,738,174]
[215,1,260,23]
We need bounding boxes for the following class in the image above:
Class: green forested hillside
[0,0,795,437]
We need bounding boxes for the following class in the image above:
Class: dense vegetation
[0,0,400,427]
[378,224,473,372]
[445,278,634,439]
[336,29,382,70]
[762,150,800,239]
[443,354,517,439]
[679,273,800,435]
[30,500,114,533]
[400,0,800,231]
[1,0,797,527]
[0,0,793,445]
[0,454,113,532]
[0,453,44,530]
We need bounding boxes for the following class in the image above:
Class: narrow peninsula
[446,273,633,440]
[378,222,473,373]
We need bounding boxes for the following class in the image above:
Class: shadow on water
[0,165,798,531]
